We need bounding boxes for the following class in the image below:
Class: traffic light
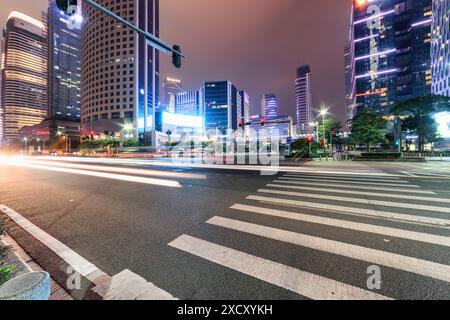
[239,120,243,128]
[55,0,78,15]
[172,45,182,69]
[260,117,266,127]
[307,136,314,143]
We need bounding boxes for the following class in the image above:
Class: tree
[317,119,342,146]
[290,138,321,158]
[349,108,387,151]
[390,95,450,151]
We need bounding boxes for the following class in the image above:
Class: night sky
[1,0,353,122]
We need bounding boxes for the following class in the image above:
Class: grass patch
[0,220,15,286]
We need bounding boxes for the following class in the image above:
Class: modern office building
[295,65,313,133]
[175,90,202,116]
[162,77,182,113]
[240,90,250,125]
[47,0,82,121]
[80,0,160,141]
[261,94,278,120]
[203,81,241,134]
[1,11,48,146]
[432,0,450,96]
[345,7,356,122]
[352,0,432,115]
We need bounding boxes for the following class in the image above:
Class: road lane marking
[246,195,450,227]
[272,180,435,195]
[0,205,176,300]
[23,160,207,180]
[283,174,407,183]
[168,235,390,300]
[400,171,418,178]
[0,205,106,283]
[230,204,450,248]
[6,162,182,188]
[207,217,450,283]
[266,184,449,203]
[278,177,420,188]
[257,189,450,214]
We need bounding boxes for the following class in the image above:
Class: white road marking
[0,205,106,283]
[0,205,176,300]
[230,204,450,248]
[283,173,410,184]
[246,195,450,227]
[278,177,420,188]
[400,171,418,178]
[207,217,450,283]
[257,189,450,214]
[6,162,182,188]
[169,235,390,300]
[266,184,449,204]
[272,180,435,195]
[284,173,401,181]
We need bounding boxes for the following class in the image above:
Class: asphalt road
[1,157,450,300]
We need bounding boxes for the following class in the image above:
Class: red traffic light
[307,136,314,143]
[260,117,266,126]
[239,120,243,128]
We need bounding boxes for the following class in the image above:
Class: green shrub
[0,222,15,286]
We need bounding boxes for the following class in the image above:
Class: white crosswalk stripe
[266,184,450,203]
[278,176,420,188]
[168,172,450,300]
[207,216,450,283]
[272,179,435,195]
[257,189,450,214]
[283,174,406,183]
[169,235,391,300]
[230,204,450,247]
[247,195,450,226]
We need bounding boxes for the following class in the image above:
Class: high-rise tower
[81,0,159,141]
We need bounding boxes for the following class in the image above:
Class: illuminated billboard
[162,112,203,129]
[435,112,450,138]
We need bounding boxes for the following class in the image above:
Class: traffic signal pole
[82,0,184,61]
[57,0,185,149]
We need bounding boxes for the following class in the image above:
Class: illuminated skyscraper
[162,77,183,113]
[432,0,450,96]
[81,0,159,141]
[1,11,48,146]
[175,90,202,116]
[203,81,241,134]
[295,65,313,133]
[261,94,278,120]
[345,6,356,122]
[352,0,432,115]
[240,91,250,125]
[48,0,82,121]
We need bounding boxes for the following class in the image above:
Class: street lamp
[23,137,28,152]
[319,108,328,147]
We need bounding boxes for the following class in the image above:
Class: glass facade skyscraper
[432,0,450,96]
[295,65,313,133]
[1,11,48,146]
[352,0,432,115]
[203,81,241,134]
[48,0,81,121]
[261,94,279,120]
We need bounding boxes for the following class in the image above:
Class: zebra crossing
[168,171,450,300]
